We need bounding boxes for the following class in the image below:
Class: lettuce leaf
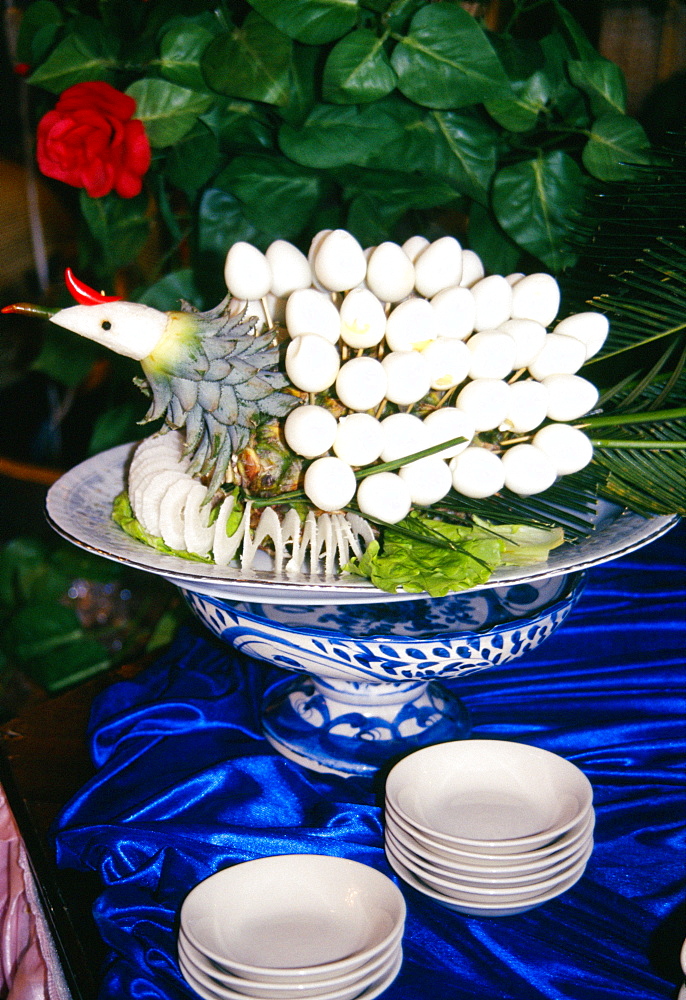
[111,492,214,563]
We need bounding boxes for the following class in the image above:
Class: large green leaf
[137,269,205,311]
[16,1,63,65]
[323,28,397,104]
[278,42,320,126]
[159,22,217,89]
[467,201,523,276]
[247,0,358,44]
[364,105,498,205]
[201,99,274,151]
[217,155,322,239]
[202,13,292,105]
[492,150,585,271]
[485,71,549,133]
[390,3,509,109]
[582,113,652,181]
[28,16,118,92]
[126,79,213,147]
[279,102,400,168]
[80,190,150,270]
[538,31,589,127]
[164,120,222,195]
[197,188,262,257]
[568,58,627,117]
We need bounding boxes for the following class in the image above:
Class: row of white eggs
[284,405,593,519]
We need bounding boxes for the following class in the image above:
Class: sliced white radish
[459,249,485,287]
[542,373,599,421]
[528,333,586,380]
[158,476,196,551]
[422,407,475,458]
[339,288,386,349]
[356,472,412,524]
[382,350,432,406]
[422,338,471,390]
[414,236,463,298]
[385,297,436,352]
[211,494,247,567]
[183,481,215,556]
[366,242,415,302]
[501,379,549,433]
[553,311,609,360]
[265,240,311,298]
[285,288,340,344]
[471,275,513,331]
[284,404,337,458]
[286,334,340,392]
[399,456,452,506]
[304,456,357,512]
[466,329,516,379]
[533,424,594,475]
[314,229,367,292]
[224,242,272,301]
[501,443,557,496]
[335,356,387,411]
[430,286,476,341]
[456,378,511,431]
[333,413,384,466]
[510,272,560,327]
[450,447,505,498]
[138,469,190,537]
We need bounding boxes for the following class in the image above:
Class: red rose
[36,81,151,199]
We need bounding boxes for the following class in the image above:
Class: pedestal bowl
[182,572,585,778]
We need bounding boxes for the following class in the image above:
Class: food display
[5,231,615,595]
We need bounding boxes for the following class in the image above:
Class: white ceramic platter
[46,443,678,605]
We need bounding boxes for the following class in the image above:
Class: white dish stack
[178,854,406,1000]
[384,740,595,917]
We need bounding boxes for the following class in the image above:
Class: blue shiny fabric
[52,522,686,1000]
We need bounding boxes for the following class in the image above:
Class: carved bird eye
[101,320,112,331]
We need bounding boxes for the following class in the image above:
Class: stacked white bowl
[384,740,595,917]
[178,854,406,1000]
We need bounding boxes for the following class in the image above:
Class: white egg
[456,378,511,431]
[314,229,367,292]
[553,311,609,360]
[510,272,560,327]
[399,456,452,506]
[501,443,557,495]
[528,333,586,380]
[466,329,516,379]
[285,288,341,344]
[430,286,476,341]
[414,236,463,298]
[506,272,525,286]
[498,318,547,369]
[459,249,485,287]
[379,412,429,463]
[335,356,387,411]
[356,472,412,524]
[366,242,416,302]
[423,407,475,458]
[338,288,386,349]
[224,241,272,301]
[501,379,549,433]
[286,334,340,392]
[533,424,594,475]
[284,404,337,458]
[422,338,471,390]
[228,297,270,333]
[471,274,513,331]
[450,447,505,498]
[265,240,312,298]
[382,350,432,406]
[542,373,599,421]
[304,456,357,512]
[385,297,436,352]
[333,413,384,466]
[401,235,430,262]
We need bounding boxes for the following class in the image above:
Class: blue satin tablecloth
[52,521,686,1000]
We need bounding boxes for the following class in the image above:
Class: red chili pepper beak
[64,267,122,305]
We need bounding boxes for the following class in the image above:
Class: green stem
[578,407,686,428]
[591,439,686,449]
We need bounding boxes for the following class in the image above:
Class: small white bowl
[384,826,593,886]
[179,945,403,1000]
[180,855,405,981]
[178,928,402,995]
[386,740,593,852]
[386,837,593,902]
[385,802,595,872]
[386,847,588,917]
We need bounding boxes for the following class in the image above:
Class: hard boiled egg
[265,240,312,298]
[399,456,452,506]
[414,236,463,298]
[379,412,429,463]
[553,311,609,360]
[459,249,485,287]
[471,275,513,331]
[501,379,549,433]
[224,242,272,301]
[532,424,594,475]
[286,334,340,392]
[304,457,357,512]
[542,373,599,422]
[422,337,471,390]
[285,288,341,344]
[382,350,432,406]
[456,378,511,431]
[314,229,367,292]
[501,443,557,495]
[401,235,430,262]
[423,406,475,458]
[333,413,384,466]
[510,272,560,327]
[366,242,416,302]
[284,404,337,458]
[450,447,505,498]
[338,288,386,349]
[528,333,586,380]
[430,286,476,341]
[498,318,547,369]
[356,472,412,524]
[335,356,387,411]
[385,296,437,352]
[466,329,516,379]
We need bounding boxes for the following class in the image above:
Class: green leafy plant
[18,0,653,305]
